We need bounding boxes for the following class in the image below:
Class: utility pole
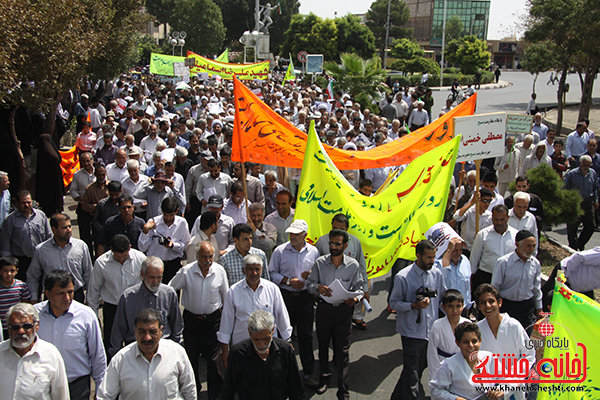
[440,0,448,86]
[383,0,391,69]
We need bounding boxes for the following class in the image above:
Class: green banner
[149,53,186,76]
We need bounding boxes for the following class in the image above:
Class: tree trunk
[8,107,28,191]
[578,57,598,122]
[43,92,63,146]
[533,73,538,93]
[556,63,569,134]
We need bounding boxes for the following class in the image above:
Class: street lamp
[170,31,187,56]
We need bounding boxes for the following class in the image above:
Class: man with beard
[389,240,447,400]
[0,303,69,399]
[108,256,183,357]
[169,241,228,399]
[222,310,304,400]
[306,229,365,399]
[97,308,196,400]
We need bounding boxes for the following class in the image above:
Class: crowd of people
[0,73,597,400]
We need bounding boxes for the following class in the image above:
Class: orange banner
[232,77,477,169]
[60,146,80,187]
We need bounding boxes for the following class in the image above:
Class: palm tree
[324,53,389,99]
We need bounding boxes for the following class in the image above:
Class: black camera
[416,286,438,300]
[158,236,171,246]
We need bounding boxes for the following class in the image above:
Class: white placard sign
[173,62,189,78]
[454,112,506,162]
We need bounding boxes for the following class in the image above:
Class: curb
[543,233,577,255]
[429,81,512,92]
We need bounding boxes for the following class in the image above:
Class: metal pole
[440,0,448,87]
[255,0,261,32]
[383,0,391,69]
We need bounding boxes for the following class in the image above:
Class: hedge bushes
[388,71,494,87]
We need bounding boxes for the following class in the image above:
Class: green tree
[137,35,161,66]
[170,0,226,55]
[446,35,490,74]
[520,42,556,93]
[145,0,175,25]
[390,38,424,60]
[324,53,389,108]
[525,0,590,131]
[0,0,144,187]
[526,164,582,226]
[334,15,377,59]
[281,14,338,61]
[403,57,440,75]
[445,14,464,42]
[365,0,413,54]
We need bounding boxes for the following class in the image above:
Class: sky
[298,0,527,40]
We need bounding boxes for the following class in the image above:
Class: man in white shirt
[453,188,494,252]
[121,159,149,216]
[195,158,232,214]
[268,219,320,386]
[191,195,235,251]
[88,234,147,350]
[508,191,539,255]
[218,254,292,366]
[407,101,429,131]
[264,190,295,246]
[0,302,70,400]
[106,149,129,182]
[139,124,165,165]
[526,93,537,115]
[97,308,196,400]
[222,181,252,225]
[470,205,518,296]
[566,121,590,164]
[164,161,186,211]
[169,241,228,400]
[186,211,220,263]
[491,230,542,335]
[34,270,106,400]
[138,197,190,284]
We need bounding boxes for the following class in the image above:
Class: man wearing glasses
[0,302,69,399]
[452,188,494,258]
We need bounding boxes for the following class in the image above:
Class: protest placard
[506,114,534,134]
[454,112,506,162]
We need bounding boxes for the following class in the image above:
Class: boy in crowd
[551,138,569,178]
[429,322,505,400]
[475,284,534,399]
[426,289,469,377]
[0,256,31,339]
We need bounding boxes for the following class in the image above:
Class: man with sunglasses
[452,188,494,258]
[0,302,69,399]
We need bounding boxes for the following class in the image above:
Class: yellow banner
[149,53,186,76]
[296,122,460,278]
[187,51,270,80]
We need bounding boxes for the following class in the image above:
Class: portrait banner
[296,122,460,278]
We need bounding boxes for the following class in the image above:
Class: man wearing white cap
[268,219,320,387]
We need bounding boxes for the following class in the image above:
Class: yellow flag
[296,122,460,278]
[216,48,229,63]
[283,56,295,83]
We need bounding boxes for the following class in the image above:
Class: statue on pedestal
[258,3,279,33]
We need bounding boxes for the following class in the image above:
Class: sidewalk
[543,103,600,136]
[429,79,511,92]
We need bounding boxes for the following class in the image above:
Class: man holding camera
[389,240,447,400]
[138,197,191,284]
